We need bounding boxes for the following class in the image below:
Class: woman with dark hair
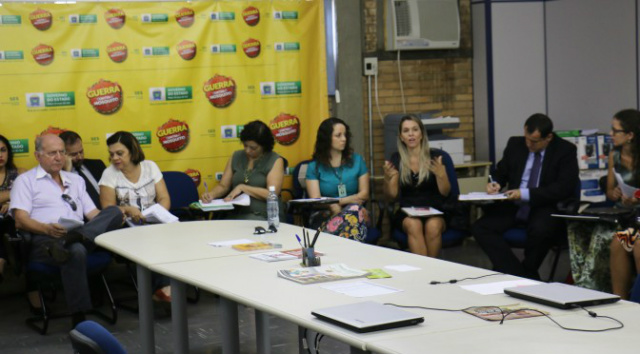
[608,109,640,298]
[98,131,172,302]
[0,134,24,282]
[201,120,285,220]
[306,117,370,241]
[568,109,640,294]
[383,115,450,257]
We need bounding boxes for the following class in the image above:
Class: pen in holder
[301,246,321,267]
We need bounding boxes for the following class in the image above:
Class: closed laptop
[504,282,620,309]
[311,301,424,333]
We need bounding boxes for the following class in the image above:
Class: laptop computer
[311,301,424,333]
[504,282,620,309]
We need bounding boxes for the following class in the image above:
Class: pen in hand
[295,234,304,248]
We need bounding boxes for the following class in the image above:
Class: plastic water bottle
[267,185,280,229]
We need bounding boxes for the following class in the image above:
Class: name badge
[337,183,347,198]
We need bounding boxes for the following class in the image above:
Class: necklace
[244,155,263,184]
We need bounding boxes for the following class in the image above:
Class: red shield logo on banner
[185,169,202,187]
[177,40,197,61]
[104,8,126,29]
[106,42,128,63]
[270,113,300,145]
[31,44,54,66]
[175,7,195,28]
[242,6,260,26]
[203,75,236,108]
[242,38,261,58]
[157,119,190,152]
[86,79,123,115]
[30,9,52,31]
[38,126,67,137]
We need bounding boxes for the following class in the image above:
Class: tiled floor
[0,239,569,354]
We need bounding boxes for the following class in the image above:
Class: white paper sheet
[384,264,421,272]
[460,279,540,295]
[208,238,254,247]
[58,217,84,230]
[320,281,402,297]
[614,172,639,197]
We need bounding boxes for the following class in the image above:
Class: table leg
[255,310,270,354]
[297,326,306,354]
[350,347,371,354]
[136,265,155,354]
[171,279,189,354]
[220,296,239,354]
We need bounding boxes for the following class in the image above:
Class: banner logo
[220,125,241,139]
[157,119,190,152]
[142,46,169,57]
[260,81,302,97]
[104,9,126,29]
[87,79,123,115]
[31,44,54,66]
[203,75,236,108]
[0,15,22,25]
[141,13,168,23]
[242,38,261,58]
[185,169,201,186]
[210,12,235,21]
[9,139,29,154]
[0,51,24,61]
[177,40,196,60]
[106,42,127,63]
[68,14,97,24]
[149,86,192,102]
[270,113,300,145]
[38,126,67,137]
[26,92,75,108]
[242,6,260,26]
[175,7,195,28]
[274,42,300,52]
[71,48,99,59]
[273,11,298,20]
[210,44,236,54]
[132,131,151,145]
[29,9,52,31]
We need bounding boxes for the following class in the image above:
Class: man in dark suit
[472,113,579,279]
[59,131,106,208]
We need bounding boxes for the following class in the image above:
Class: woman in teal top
[201,120,285,221]
[306,117,370,241]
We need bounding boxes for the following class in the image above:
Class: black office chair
[9,231,117,334]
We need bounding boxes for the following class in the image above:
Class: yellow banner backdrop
[0,0,328,193]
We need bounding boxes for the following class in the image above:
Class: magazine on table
[277,263,369,284]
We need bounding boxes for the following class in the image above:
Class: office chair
[162,171,201,221]
[9,231,117,335]
[70,320,126,354]
[389,149,470,252]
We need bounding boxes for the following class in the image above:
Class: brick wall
[361,0,474,198]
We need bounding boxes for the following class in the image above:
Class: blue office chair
[630,275,640,303]
[390,149,469,251]
[70,320,126,354]
[162,171,201,221]
[9,231,117,335]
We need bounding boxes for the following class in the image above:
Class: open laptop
[504,282,620,309]
[311,301,424,333]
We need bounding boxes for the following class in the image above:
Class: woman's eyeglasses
[61,193,77,211]
[611,127,627,134]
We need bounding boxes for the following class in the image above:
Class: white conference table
[99,220,640,354]
[96,220,313,354]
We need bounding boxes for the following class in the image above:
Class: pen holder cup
[301,247,321,267]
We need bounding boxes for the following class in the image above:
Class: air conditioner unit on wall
[385,0,460,51]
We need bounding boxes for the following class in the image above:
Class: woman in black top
[383,115,451,257]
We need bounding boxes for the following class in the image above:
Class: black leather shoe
[45,239,70,264]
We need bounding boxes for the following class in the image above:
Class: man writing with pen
[472,113,579,280]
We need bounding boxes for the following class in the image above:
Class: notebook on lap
[504,282,620,309]
[311,301,424,333]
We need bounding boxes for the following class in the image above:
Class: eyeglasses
[61,193,77,211]
[611,127,627,134]
[254,225,277,234]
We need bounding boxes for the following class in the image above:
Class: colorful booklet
[250,251,298,262]
[463,305,547,322]
[401,207,443,217]
[232,242,276,252]
[277,263,369,284]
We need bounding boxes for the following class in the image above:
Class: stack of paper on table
[459,192,508,201]
[278,263,369,284]
[250,251,298,262]
[401,207,443,217]
[194,194,250,211]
